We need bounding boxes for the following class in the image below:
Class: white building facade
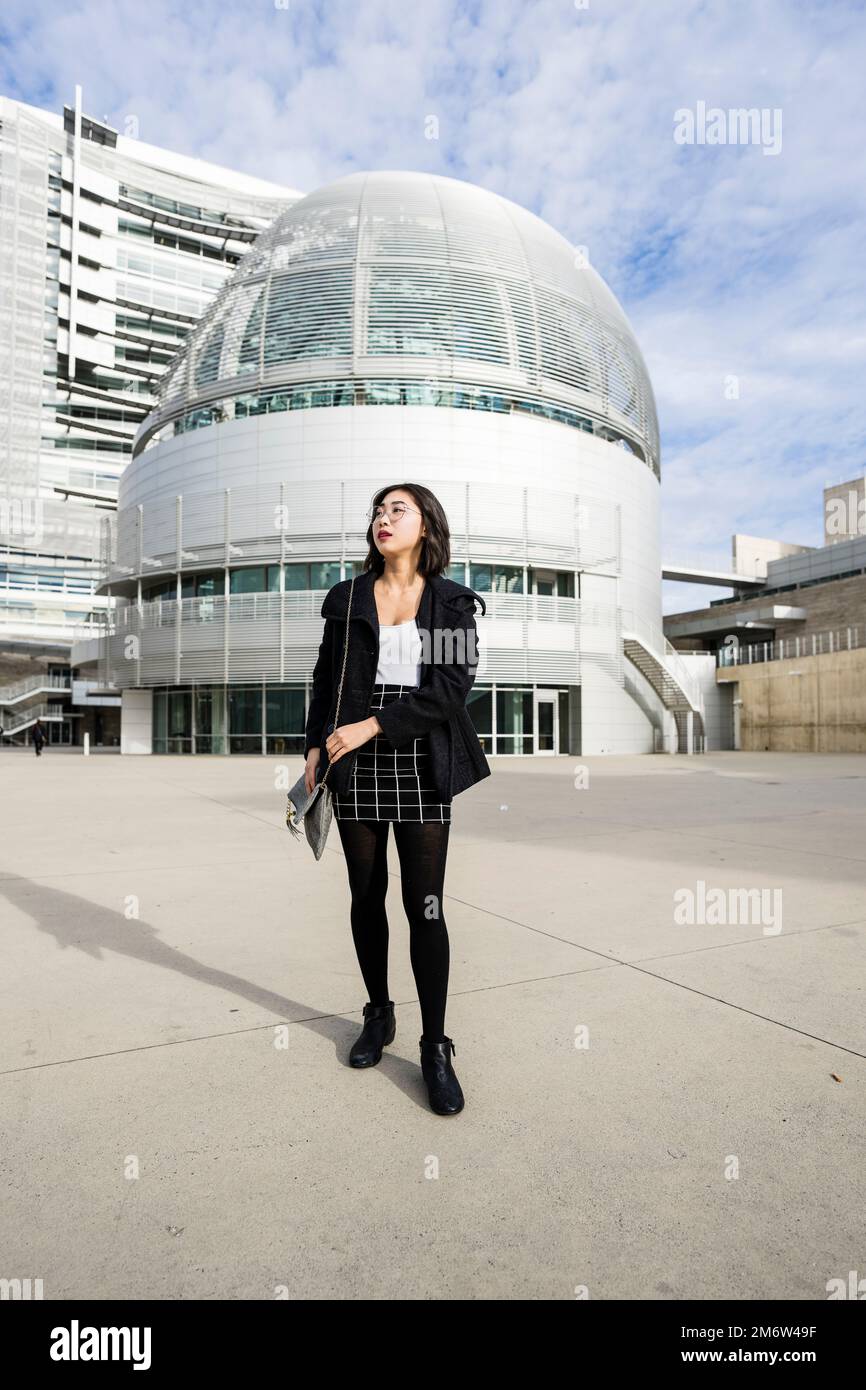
[0,87,301,745]
[82,170,704,756]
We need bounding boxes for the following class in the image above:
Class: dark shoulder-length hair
[362,482,451,577]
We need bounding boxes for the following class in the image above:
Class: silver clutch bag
[286,575,356,860]
[286,766,333,860]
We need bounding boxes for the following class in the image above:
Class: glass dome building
[85,170,705,755]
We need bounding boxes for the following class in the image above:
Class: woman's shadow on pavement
[0,871,432,1111]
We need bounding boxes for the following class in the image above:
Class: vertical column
[101,587,111,691]
[136,576,142,687]
[175,495,182,685]
[279,481,286,683]
[223,489,231,684]
[521,486,530,681]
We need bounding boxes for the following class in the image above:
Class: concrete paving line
[628,915,866,965]
[2,942,864,1079]
[0,963,622,1078]
[617,963,866,1063]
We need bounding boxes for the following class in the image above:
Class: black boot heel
[349,1001,396,1067]
[419,1035,464,1114]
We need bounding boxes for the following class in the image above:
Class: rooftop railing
[716,626,865,668]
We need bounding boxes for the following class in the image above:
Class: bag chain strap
[318,573,356,790]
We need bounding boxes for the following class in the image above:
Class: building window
[310,562,341,590]
[153,689,192,754]
[528,568,575,597]
[228,566,281,594]
[146,579,174,600]
[284,561,341,590]
[228,686,262,753]
[466,688,492,752]
[496,688,534,755]
[265,687,306,755]
[470,564,525,594]
[284,563,308,591]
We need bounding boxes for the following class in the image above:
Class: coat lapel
[321,569,458,633]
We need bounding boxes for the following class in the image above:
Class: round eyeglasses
[366,501,423,524]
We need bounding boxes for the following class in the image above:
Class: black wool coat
[304,568,492,802]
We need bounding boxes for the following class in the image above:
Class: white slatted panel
[136,171,659,476]
[109,477,622,586]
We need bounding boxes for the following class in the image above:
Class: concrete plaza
[1,747,863,1300]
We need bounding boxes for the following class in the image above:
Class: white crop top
[376,618,422,686]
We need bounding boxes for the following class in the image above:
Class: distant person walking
[32,719,46,756]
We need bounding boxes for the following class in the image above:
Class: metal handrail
[621,610,705,716]
[0,701,63,733]
[0,673,71,704]
[716,625,864,668]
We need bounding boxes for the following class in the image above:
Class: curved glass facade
[141,377,638,455]
[151,680,570,757]
[137,171,660,476]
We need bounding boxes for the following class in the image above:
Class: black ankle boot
[419,1035,464,1114]
[349,1001,396,1067]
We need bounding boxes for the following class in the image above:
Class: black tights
[335,818,451,1041]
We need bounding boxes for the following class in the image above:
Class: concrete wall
[717,647,866,752]
[732,533,813,578]
[679,652,734,750]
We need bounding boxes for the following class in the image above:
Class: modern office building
[0,87,301,745]
[76,168,708,757]
[665,475,866,751]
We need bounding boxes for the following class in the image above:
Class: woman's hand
[325,718,380,764]
[304,748,321,795]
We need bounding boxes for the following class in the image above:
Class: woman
[303,483,491,1115]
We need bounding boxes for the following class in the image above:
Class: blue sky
[2,0,864,612]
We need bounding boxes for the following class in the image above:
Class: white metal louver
[139,171,660,477]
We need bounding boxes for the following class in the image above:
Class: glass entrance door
[534,690,559,754]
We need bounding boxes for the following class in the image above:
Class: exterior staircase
[0,702,65,737]
[621,614,705,753]
[0,673,70,706]
[0,674,70,741]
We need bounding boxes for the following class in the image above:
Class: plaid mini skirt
[331,682,452,823]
